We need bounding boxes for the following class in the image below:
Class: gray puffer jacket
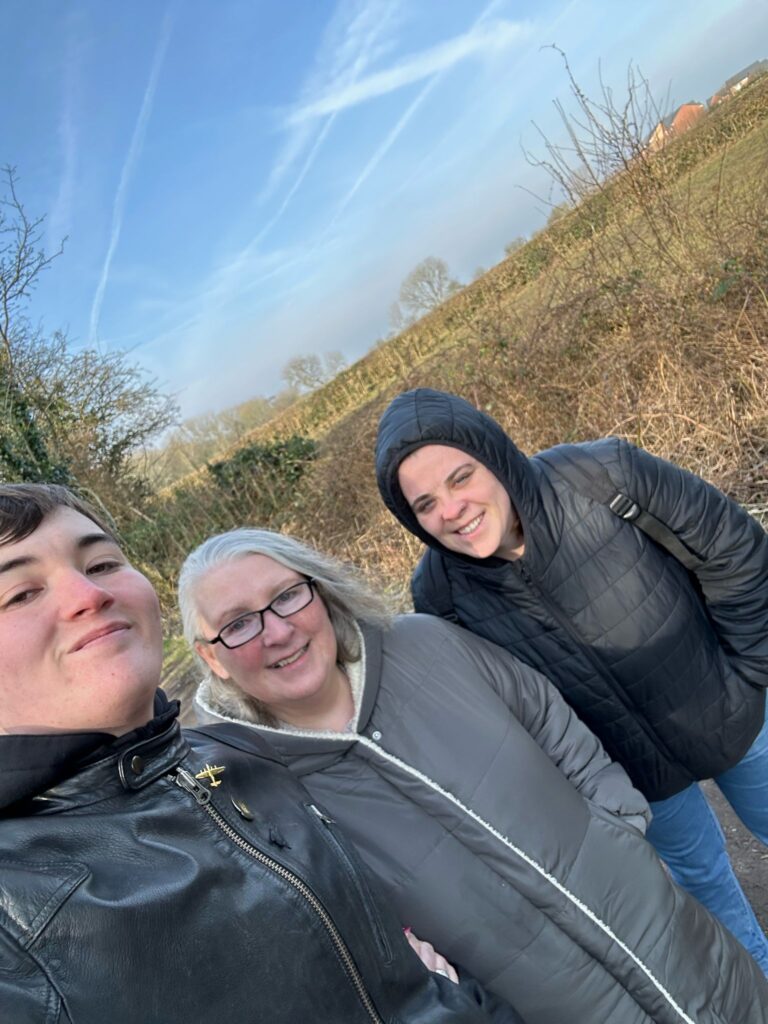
[375,388,768,800]
[197,616,768,1024]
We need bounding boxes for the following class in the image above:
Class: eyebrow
[0,532,117,576]
[410,463,475,506]
[214,575,304,626]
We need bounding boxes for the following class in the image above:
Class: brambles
[147,66,768,686]
[123,434,318,612]
[208,434,317,498]
[243,67,768,605]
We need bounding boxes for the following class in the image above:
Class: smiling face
[193,553,349,727]
[398,445,525,561]
[0,507,164,736]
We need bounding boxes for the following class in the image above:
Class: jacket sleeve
[411,565,440,616]
[453,970,527,1023]
[612,438,768,689]
[443,625,650,831]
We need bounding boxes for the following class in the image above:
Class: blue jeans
[648,703,768,974]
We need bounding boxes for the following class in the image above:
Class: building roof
[725,58,768,90]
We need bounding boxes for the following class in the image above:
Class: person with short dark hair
[0,482,523,1024]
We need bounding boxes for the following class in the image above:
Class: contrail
[49,10,81,251]
[328,0,522,227]
[88,8,174,346]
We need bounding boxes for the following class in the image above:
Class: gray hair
[178,528,392,725]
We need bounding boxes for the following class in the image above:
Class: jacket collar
[0,691,182,814]
[11,717,188,816]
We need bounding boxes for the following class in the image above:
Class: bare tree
[388,301,409,335]
[0,166,64,362]
[281,350,347,393]
[522,47,694,275]
[0,167,178,500]
[390,257,461,332]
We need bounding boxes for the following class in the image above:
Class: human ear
[194,640,232,681]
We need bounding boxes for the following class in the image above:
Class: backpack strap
[538,444,705,572]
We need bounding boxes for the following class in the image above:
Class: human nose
[59,570,114,618]
[440,495,466,522]
[259,607,295,645]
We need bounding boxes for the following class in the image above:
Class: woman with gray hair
[179,528,768,1024]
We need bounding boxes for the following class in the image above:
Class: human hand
[404,928,459,983]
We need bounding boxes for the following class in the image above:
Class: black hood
[375,388,541,565]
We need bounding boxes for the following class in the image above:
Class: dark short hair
[0,484,115,546]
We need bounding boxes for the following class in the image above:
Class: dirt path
[704,780,768,932]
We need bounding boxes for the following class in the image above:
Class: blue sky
[3,0,766,420]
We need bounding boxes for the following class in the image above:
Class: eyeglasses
[201,579,316,649]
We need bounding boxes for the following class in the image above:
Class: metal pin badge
[195,763,225,787]
[230,796,255,821]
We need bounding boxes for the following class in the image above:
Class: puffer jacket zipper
[307,803,393,964]
[170,766,384,1024]
[513,562,682,767]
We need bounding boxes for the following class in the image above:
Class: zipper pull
[172,767,212,806]
[308,803,336,825]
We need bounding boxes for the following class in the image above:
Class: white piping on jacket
[353,734,697,1024]
[196,702,696,1022]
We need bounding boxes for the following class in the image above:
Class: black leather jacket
[0,719,521,1024]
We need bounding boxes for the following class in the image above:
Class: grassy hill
[131,74,768,713]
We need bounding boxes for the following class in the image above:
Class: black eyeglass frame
[200,578,317,649]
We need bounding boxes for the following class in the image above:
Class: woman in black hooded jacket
[375,386,768,972]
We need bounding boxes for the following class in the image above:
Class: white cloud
[181,0,404,326]
[289,17,529,124]
[88,8,175,345]
[331,73,440,222]
[261,0,401,202]
[324,2,529,225]
[48,9,85,250]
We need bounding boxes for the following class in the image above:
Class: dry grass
[122,76,768,690]
[265,97,768,600]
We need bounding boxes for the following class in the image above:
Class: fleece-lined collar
[195,623,387,775]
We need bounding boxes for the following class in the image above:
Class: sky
[2,0,766,422]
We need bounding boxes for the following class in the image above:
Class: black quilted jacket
[376,388,768,800]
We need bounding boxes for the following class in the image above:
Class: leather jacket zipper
[307,804,393,964]
[170,766,384,1024]
[515,563,682,765]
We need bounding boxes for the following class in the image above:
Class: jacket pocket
[305,804,393,965]
[586,802,646,839]
[0,860,88,948]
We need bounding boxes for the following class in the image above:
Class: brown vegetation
[124,74,768,706]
